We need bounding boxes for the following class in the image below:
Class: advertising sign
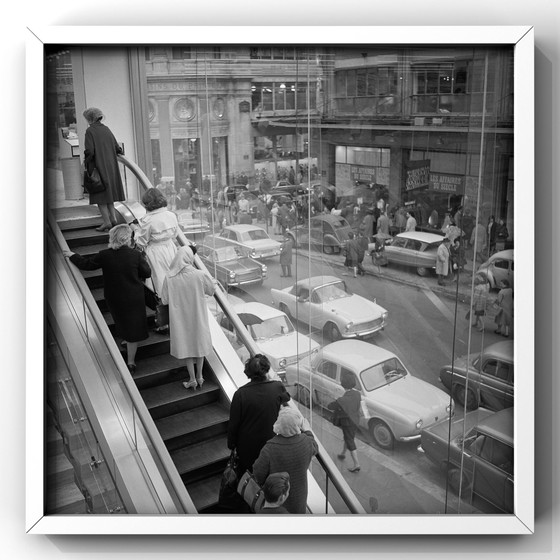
[429,172,464,193]
[405,159,430,190]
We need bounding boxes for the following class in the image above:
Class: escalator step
[169,434,229,477]
[155,402,229,444]
[186,472,223,512]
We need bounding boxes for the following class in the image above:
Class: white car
[205,224,281,259]
[271,275,388,341]
[221,301,320,382]
[286,340,454,449]
[477,249,514,289]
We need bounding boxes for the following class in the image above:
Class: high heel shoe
[182,380,197,390]
[196,377,205,389]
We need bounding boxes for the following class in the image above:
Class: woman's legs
[107,203,118,226]
[183,358,197,390]
[195,357,205,386]
[126,341,138,367]
[96,204,112,229]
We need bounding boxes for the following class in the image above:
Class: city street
[228,240,506,514]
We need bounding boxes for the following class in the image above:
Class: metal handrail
[47,210,196,514]
[117,154,366,514]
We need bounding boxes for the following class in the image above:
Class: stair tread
[47,453,73,475]
[155,402,229,441]
[186,473,223,511]
[46,481,86,512]
[141,379,220,409]
[132,354,186,380]
[170,434,229,474]
[73,242,112,256]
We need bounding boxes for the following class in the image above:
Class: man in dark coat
[280,235,294,277]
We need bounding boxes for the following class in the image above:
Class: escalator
[57,206,231,512]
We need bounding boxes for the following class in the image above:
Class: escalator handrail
[118,154,366,514]
[47,209,196,514]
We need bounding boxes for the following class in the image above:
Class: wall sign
[405,159,431,190]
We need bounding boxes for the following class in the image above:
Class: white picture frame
[28,25,534,535]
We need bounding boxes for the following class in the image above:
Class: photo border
[28,25,534,535]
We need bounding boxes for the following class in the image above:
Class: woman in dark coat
[227,354,290,475]
[83,107,125,231]
[253,406,317,514]
[64,224,151,372]
[279,234,293,277]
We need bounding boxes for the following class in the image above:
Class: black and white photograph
[2,0,559,557]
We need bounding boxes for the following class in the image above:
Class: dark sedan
[286,214,353,254]
[198,242,267,289]
[439,340,513,411]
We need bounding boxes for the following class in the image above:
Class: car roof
[295,275,343,289]
[482,340,514,362]
[489,249,514,261]
[476,407,513,445]
[310,214,349,224]
[395,231,444,243]
[225,224,265,232]
[232,301,283,321]
[321,340,397,372]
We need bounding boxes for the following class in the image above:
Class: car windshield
[313,281,350,303]
[329,217,349,229]
[242,229,269,241]
[214,246,239,262]
[360,357,407,391]
[249,315,294,340]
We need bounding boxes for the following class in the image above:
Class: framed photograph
[29,25,533,535]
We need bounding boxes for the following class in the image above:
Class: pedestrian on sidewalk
[328,371,362,473]
[470,273,490,331]
[343,231,359,277]
[494,279,513,337]
[436,237,451,285]
[356,232,368,276]
[279,234,293,277]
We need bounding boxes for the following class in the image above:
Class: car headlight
[345,321,354,332]
[382,312,388,320]
[251,249,257,258]
[279,358,287,368]
[262,265,268,275]
[446,403,453,415]
[415,419,423,430]
[229,271,236,279]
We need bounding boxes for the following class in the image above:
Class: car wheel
[453,384,478,411]
[295,385,311,408]
[447,466,472,498]
[369,420,395,449]
[416,266,428,276]
[323,245,334,254]
[324,322,342,342]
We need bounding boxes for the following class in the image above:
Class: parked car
[477,249,514,290]
[439,340,513,411]
[271,275,388,341]
[174,210,210,243]
[205,224,282,259]
[198,242,267,290]
[369,231,444,276]
[419,407,513,513]
[285,340,453,449]
[225,184,249,202]
[286,214,354,254]
[219,301,320,383]
[265,191,294,210]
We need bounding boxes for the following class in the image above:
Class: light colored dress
[497,287,513,329]
[134,207,179,294]
[160,248,215,359]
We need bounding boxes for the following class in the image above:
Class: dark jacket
[70,246,151,342]
[253,430,318,514]
[84,121,125,205]
[227,379,290,473]
[280,237,293,265]
[328,389,362,427]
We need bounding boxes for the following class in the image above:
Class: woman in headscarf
[82,107,125,231]
[160,245,215,389]
[253,406,318,514]
[64,224,151,372]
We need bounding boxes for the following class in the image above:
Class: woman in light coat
[436,237,451,285]
[494,279,513,337]
[134,188,179,296]
[161,246,215,389]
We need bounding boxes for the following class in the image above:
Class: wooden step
[169,434,230,478]
[64,228,111,248]
[141,379,221,420]
[131,354,187,390]
[155,402,230,450]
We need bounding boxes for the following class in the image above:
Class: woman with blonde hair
[64,224,151,372]
[82,107,125,231]
[161,246,215,389]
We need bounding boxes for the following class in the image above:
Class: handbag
[218,449,239,504]
[155,301,169,327]
[237,470,265,513]
[83,167,105,194]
